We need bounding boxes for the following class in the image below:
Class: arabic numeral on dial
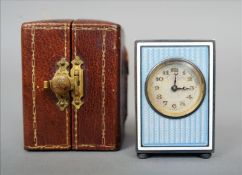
[163,70,169,75]
[171,68,178,72]
[182,71,186,75]
[156,77,163,81]
[186,95,192,100]
[187,76,192,81]
[156,94,162,99]
[172,104,177,109]
[163,101,168,105]
[154,86,159,90]
[180,101,186,106]
[190,86,194,90]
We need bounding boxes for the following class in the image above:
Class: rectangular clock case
[22,20,128,151]
[135,40,215,158]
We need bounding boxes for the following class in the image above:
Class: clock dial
[145,59,205,118]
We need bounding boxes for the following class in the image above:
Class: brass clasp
[44,56,84,111]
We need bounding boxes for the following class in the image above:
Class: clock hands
[177,86,191,90]
[171,73,178,91]
[172,85,191,92]
[171,73,191,92]
[174,73,177,86]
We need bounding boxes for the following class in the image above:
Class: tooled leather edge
[101,30,107,147]
[22,22,71,150]
[73,23,120,150]
[73,22,118,31]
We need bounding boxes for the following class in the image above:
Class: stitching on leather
[73,26,113,148]
[73,27,78,150]
[31,26,38,146]
[22,26,69,30]
[74,27,116,31]
[26,144,115,149]
[64,24,67,58]
[74,27,77,57]
[23,22,71,26]
[64,25,69,146]
[101,30,107,146]
[26,24,71,149]
[77,144,115,148]
[66,109,69,145]
[73,23,117,27]
[26,144,114,149]
[25,145,71,149]
[24,22,117,29]
[74,109,78,149]
[77,144,96,148]
[73,23,117,31]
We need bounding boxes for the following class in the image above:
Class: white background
[1,0,242,175]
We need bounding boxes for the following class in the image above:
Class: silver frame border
[136,40,215,151]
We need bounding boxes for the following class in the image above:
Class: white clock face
[145,59,206,118]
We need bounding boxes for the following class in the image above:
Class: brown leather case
[22,20,128,151]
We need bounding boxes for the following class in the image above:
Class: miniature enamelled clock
[135,40,215,158]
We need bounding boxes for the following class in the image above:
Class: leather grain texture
[22,20,128,151]
[22,20,73,150]
[71,20,126,150]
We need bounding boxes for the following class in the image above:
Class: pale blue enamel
[140,46,209,147]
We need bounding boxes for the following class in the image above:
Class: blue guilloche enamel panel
[141,46,209,147]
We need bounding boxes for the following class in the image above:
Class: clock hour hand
[171,86,191,92]
[177,86,191,90]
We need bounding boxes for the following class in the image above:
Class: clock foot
[137,153,149,159]
[199,153,211,159]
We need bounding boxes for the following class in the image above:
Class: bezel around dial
[145,58,206,119]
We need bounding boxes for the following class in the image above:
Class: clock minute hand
[171,73,178,92]
[173,73,177,86]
